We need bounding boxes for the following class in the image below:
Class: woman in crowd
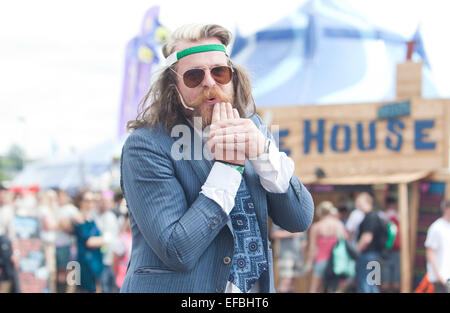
[37,189,59,293]
[306,201,348,292]
[112,207,131,291]
[71,191,104,293]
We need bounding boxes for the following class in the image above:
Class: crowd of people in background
[0,184,449,293]
[271,192,450,293]
[0,185,131,293]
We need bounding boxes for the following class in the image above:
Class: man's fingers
[206,137,215,153]
[226,102,234,119]
[210,114,245,130]
[220,102,227,121]
[214,118,248,128]
[211,102,221,124]
[212,133,249,144]
[214,143,247,163]
[211,125,247,136]
[233,108,240,119]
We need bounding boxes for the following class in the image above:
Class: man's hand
[357,232,373,253]
[206,102,246,165]
[71,213,84,225]
[207,102,266,165]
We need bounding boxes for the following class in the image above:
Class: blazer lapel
[181,120,213,185]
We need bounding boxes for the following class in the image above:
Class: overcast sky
[0,0,307,159]
[1,0,448,160]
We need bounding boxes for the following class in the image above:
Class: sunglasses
[171,65,233,88]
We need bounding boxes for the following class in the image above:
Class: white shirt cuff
[201,161,242,215]
[250,139,294,193]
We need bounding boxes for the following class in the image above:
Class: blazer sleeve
[120,130,229,272]
[251,114,315,233]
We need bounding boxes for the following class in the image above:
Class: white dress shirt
[192,122,294,293]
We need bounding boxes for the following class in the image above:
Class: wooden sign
[396,61,422,99]
[259,98,450,182]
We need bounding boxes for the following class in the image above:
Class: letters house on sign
[259,62,450,184]
[259,61,450,294]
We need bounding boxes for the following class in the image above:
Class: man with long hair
[120,24,314,293]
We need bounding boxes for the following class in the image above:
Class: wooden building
[261,61,450,292]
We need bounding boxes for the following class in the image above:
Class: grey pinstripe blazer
[119,113,314,293]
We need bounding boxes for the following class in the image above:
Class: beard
[181,86,234,129]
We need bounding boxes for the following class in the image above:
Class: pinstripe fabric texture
[119,113,314,293]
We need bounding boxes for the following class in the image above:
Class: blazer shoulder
[248,113,272,137]
[123,126,172,151]
[248,112,264,126]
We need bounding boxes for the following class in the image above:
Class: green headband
[166,44,227,66]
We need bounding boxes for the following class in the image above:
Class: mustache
[189,86,233,107]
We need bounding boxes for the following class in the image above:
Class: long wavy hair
[127,24,256,132]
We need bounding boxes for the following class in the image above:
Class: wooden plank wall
[259,99,450,180]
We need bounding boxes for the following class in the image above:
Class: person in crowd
[306,201,347,293]
[37,189,59,293]
[337,194,360,293]
[92,190,120,293]
[345,196,365,245]
[14,189,38,218]
[270,223,307,293]
[0,185,19,293]
[355,192,384,293]
[71,190,104,293]
[115,197,128,231]
[337,194,354,225]
[425,198,450,293]
[338,206,351,225]
[112,191,124,219]
[380,197,400,293]
[54,189,79,293]
[112,211,132,291]
[120,23,314,293]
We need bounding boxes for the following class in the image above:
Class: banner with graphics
[117,6,168,139]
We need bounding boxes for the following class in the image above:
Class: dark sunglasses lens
[211,66,232,84]
[183,69,205,88]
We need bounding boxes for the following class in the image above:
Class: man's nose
[201,70,216,88]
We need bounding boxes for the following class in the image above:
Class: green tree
[7,144,26,171]
[0,144,27,183]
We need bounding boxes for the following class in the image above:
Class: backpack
[376,214,401,262]
[332,238,356,277]
[385,219,399,250]
[323,237,357,292]
[377,213,400,250]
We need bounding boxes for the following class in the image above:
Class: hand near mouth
[206,102,245,165]
[207,102,267,165]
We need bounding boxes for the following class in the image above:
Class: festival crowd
[270,193,450,293]
[0,185,449,293]
[0,185,130,293]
